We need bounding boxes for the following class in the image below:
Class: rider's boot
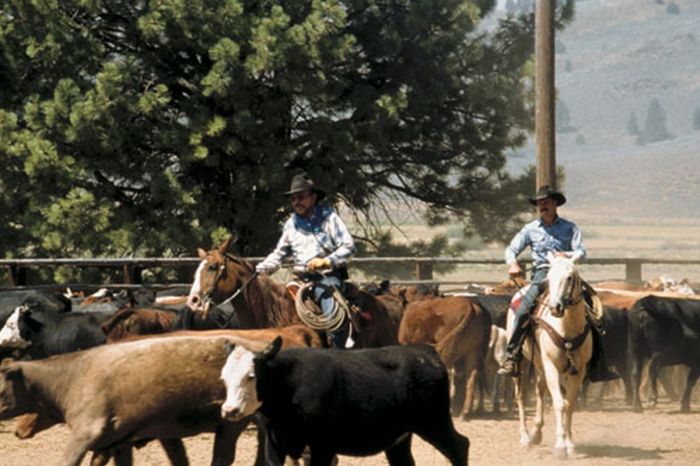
[498,317,530,377]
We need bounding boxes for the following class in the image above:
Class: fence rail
[2,256,700,289]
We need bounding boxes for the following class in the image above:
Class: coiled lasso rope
[294,282,349,332]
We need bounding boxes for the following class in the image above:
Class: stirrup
[497,358,520,377]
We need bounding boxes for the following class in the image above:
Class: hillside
[504,0,700,219]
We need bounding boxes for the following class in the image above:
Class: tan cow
[0,330,316,466]
[398,296,489,419]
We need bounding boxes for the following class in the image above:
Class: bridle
[199,253,258,326]
[548,265,584,317]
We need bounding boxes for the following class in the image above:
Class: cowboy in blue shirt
[256,173,355,347]
[498,186,618,382]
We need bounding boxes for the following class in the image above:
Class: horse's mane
[221,253,299,327]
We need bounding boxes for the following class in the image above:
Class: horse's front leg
[563,372,586,457]
[514,364,530,447]
[541,358,567,458]
[530,368,547,445]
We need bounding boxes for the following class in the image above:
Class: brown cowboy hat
[529,185,566,206]
[283,173,326,200]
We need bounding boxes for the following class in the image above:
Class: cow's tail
[436,304,479,366]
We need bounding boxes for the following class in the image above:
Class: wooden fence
[1,257,699,290]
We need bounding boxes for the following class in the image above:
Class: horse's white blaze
[0,307,30,349]
[186,260,207,311]
[220,345,261,421]
[547,256,576,311]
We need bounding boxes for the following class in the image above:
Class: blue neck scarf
[293,204,333,233]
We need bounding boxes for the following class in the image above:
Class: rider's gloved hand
[307,257,332,271]
[507,262,523,277]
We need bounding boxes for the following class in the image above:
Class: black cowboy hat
[283,173,326,200]
[529,185,566,206]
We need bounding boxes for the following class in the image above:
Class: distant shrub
[666,2,680,14]
[564,59,572,72]
[654,0,664,5]
[575,134,586,145]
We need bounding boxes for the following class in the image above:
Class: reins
[201,253,258,328]
[532,270,589,375]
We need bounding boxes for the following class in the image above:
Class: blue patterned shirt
[256,207,355,274]
[505,216,586,269]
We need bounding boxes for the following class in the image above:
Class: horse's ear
[259,336,283,362]
[218,236,236,254]
[197,248,207,259]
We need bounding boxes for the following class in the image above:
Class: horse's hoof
[633,405,643,413]
[553,447,567,459]
[681,404,691,414]
[519,435,531,448]
[530,430,543,445]
[566,445,577,457]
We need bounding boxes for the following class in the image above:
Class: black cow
[628,296,700,412]
[0,297,114,359]
[221,339,469,465]
[173,304,241,330]
[472,294,510,329]
[581,306,632,406]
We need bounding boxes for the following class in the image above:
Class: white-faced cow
[220,338,469,465]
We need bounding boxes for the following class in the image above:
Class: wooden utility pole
[535,0,556,190]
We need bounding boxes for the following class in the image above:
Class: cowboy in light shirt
[498,186,618,382]
[256,173,355,347]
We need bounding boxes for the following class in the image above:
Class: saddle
[508,281,604,327]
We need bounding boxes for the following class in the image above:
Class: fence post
[625,260,643,284]
[123,265,143,285]
[414,261,433,281]
[7,265,26,287]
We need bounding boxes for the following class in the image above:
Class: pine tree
[667,2,681,14]
[0,0,577,262]
[556,100,576,133]
[693,106,700,131]
[638,98,673,145]
[627,112,640,135]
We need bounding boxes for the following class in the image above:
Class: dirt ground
[2,397,699,465]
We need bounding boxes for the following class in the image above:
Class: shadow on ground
[577,444,676,461]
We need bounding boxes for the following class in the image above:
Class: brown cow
[1,329,319,466]
[597,291,642,311]
[398,296,490,419]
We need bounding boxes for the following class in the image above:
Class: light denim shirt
[256,210,355,274]
[505,216,586,270]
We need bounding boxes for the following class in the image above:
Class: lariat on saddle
[292,282,349,332]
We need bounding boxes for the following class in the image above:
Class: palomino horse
[186,238,398,347]
[507,253,592,458]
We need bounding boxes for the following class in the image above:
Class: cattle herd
[0,266,699,465]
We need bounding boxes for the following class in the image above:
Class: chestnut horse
[186,239,398,347]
